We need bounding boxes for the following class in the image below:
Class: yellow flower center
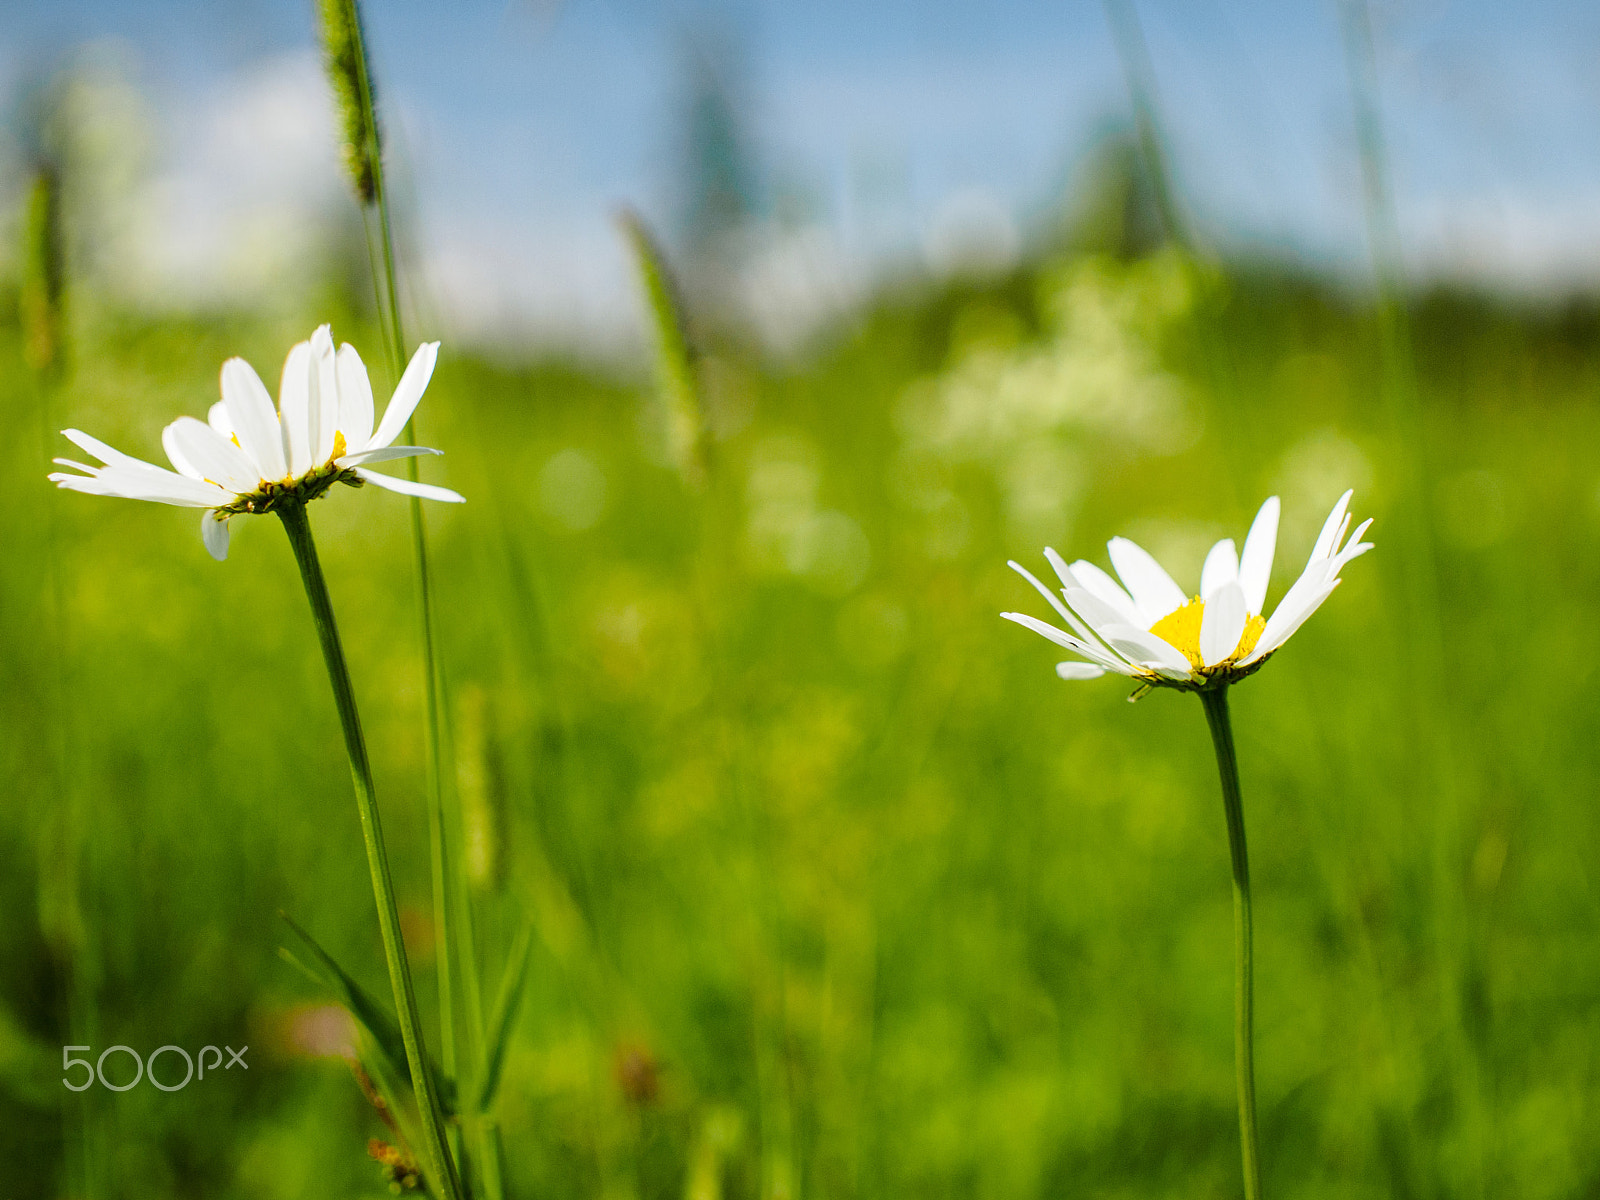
[330,430,347,462]
[1148,596,1266,671]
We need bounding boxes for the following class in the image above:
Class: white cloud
[1399,192,1600,292]
[922,187,1020,278]
[417,208,646,356]
[131,50,342,308]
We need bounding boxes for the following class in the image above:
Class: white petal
[55,431,238,508]
[1244,562,1340,663]
[1068,559,1141,624]
[201,511,231,561]
[1062,586,1135,642]
[1056,662,1107,681]
[337,445,441,468]
[336,343,376,452]
[1041,547,1076,590]
[50,469,132,499]
[62,429,162,472]
[1331,540,1374,574]
[1243,579,1340,664]
[1252,496,1366,654]
[1042,547,1095,608]
[207,401,235,440]
[160,425,202,479]
[48,469,99,489]
[1009,559,1110,652]
[1310,490,1354,564]
[1329,519,1375,572]
[1199,581,1248,668]
[371,341,440,450]
[1238,496,1279,614]
[1010,560,1075,622]
[1098,623,1194,678]
[221,358,288,480]
[355,467,464,503]
[1001,610,1077,649]
[1199,538,1238,599]
[1267,557,1335,623]
[1107,537,1188,625]
[55,430,235,506]
[163,417,259,493]
[51,463,230,507]
[279,341,314,477]
[999,612,1129,671]
[310,326,339,464]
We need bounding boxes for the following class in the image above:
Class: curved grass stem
[365,131,479,1200]
[335,1,487,1184]
[1200,686,1262,1200]
[278,502,464,1200]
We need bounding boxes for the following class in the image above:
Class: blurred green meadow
[6,125,1600,1200]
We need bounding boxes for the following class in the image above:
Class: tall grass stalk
[1099,0,1245,499]
[622,212,799,1199]
[1098,0,1187,253]
[319,0,511,1187]
[24,162,103,1200]
[1337,0,1483,1185]
[277,502,464,1200]
[441,673,501,1192]
[1200,688,1261,1200]
[1337,0,1450,699]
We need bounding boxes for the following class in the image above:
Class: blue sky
[6,1,1600,347]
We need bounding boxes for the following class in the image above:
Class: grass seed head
[317,0,382,203]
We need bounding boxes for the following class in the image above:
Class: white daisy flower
[1002,491,1373,690]
[49,325,464,561]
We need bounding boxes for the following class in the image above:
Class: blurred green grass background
[5,180,1600,1199]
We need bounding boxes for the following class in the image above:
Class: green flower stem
[1199,686,1262,1200]
[278,502,464,1200]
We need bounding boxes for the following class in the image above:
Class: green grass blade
[276,945,433,1169]
[321,0,468,1129]
[278,912,458,1116]
[0,1002,60,1110]
[472,928,532,1114]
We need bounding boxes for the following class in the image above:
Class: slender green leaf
[280,943,441,1193]
[279,912,458,1115]
[278,947,425,1158]
[473,928,532,1114]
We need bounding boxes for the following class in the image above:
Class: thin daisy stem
[1199,686,1262,1200]
[278,502,464,1200]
